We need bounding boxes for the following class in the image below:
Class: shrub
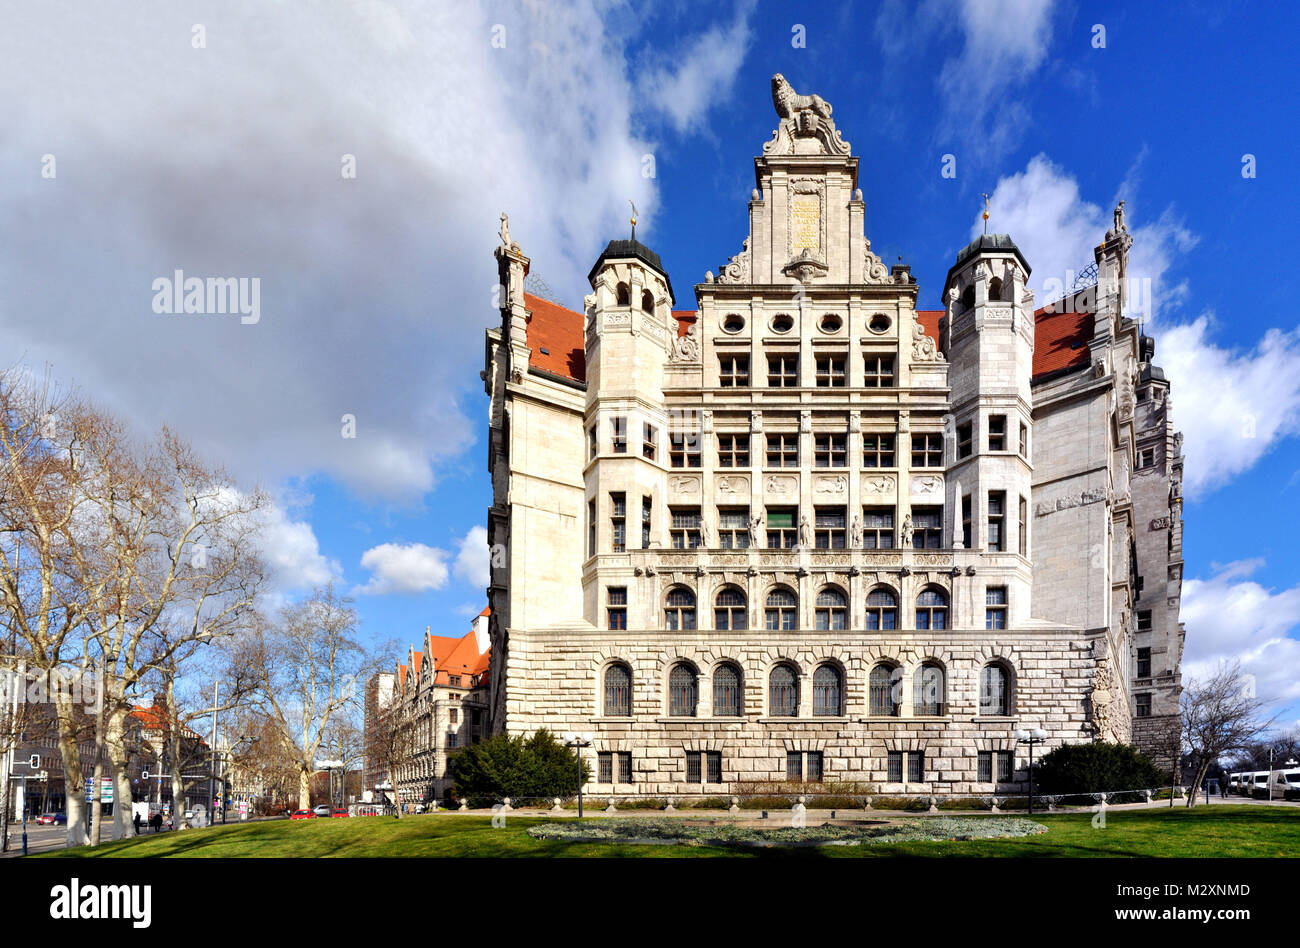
[449,728,590,800]
[1035,741,1166,795]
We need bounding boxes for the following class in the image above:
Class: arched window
[714,587,747,630]
[815,587,847,630]
[869,663,901,716]
[765,587,798,630]
[641,289,654,312]
[713,663,742,717]
[769,663,799,717]
[914,662,945,716]
[865,586,898,630]
[665,586,697,630]
[989,276,1004,301]
[616,282,630,306]
[603,663,631,716]
[916,587,949,630]
[813,665,843,716]
[980,663,1010,716]
[668,663,698,717]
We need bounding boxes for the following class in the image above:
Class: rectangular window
[997,751,1014,782]
[642,495,652,549]
[598,752,613,784]
[985,586,1008,630]
[962,494,972,549]
[588,426,597,460]
[587,500,596,557]
[957,421,973,459]
[706,751,722,784]
[611,416,627,454]
[669,431,701,468]
[447,732,458,748]
[1137,610,1152,632]
[766,433,799,467]
[863,506,894,549]
[863,433,895,468]
[786,751,803,782]
[607,586,628,630]
[618,752,632,784]
[911,432,944,468]
[717,433,750,468]
[1136,693,1152,718]
[863,354,895,387]
[1138,447,1156,469]
[988,415,1006,451]
[766,508,797,549]
[1019,495,1028,555]
[978,751,992,783]
[768,354,798,387]
[719,354,749,387]
[815,355,846,387]
[912,505,943,549]
[642,423,657,460]
[719,508,750,549]
[669,507,701,549]
[450,708,458,723]
[610,492,626,553]
[815,433,847,468]
[988,491,1005,552]
[815,508,846,549]
[806,752,823,783]
[686,751,702,784]
[908,751,924,783]
[887,751,903,783]
[1137,646,1151,678]
[1019,422,1029,458]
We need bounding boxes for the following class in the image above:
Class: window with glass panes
[686,751,719,783]
[1018,496,1027,554]
[866,588,898,630]
[766,433,798,467]
[664,586,697,630]
[988,491,1005,551]
[610,492,626,552]
[713,664,742,716]
[871,664,901,717]
[714,587,747,630]
[786,751,803,781]
[668,664,698,716]
[766,509,797,548]
[706,751,722,783]
[908,751,925,783]
[911,432,944,467]
[914,663,944,715]
[603,664,631,716]
[641,495,652,548]
[863,433,895,468]
[587,500,596,556]
[911,506,942,548]
[1019,422,1029,457]
[916,587,948,630]
[962,494,972,548]
[815,354,846,387]
[1138,610,1152,631]
[814,508,846,549]
[814,433,847,468]
[863,353,895,387]
[988,414,1006,451]
[718,354,749,387]
[814,587,847,629]
[1137,647,1151,678]
[717,433,749,467]
[606,587,627,630]
[765,587,798,630]
[686,750,702,783]
[957,421,973,458]
[767,354,798,387]
[669,423,700,467]
[618,752,632,783]
[598,752,613,783]
[1136,693,1151,717]
[769,664,798,716]
[985,586,1007,629]
[980,664,1009,715]
[806,752,824,782]
[611,416,627,453]
[669,507,701,548]
[588,426,597,460]
[812,665,843,715]
[863,506,894,548]
[887,750,903,782]
[978,751,1014,782]
[718,509,749,548]
[642,423,657,460]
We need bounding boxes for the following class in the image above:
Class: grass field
[34,805,1298,858]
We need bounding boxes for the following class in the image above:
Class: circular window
[819,314,843,334]
[868,313,892,333]
[722,313,746,334]
[771,313,794,333]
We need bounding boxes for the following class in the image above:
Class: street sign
[100,777,113,803]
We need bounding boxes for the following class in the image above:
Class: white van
[1273,769,1300,801]
[1251,771,1270,798]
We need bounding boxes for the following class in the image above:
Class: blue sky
[1,1,1297,729]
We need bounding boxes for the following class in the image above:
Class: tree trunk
[1186,760,1213,808]
[89,689,106,847]
[298,764,311,812]
[52,692,86,848]
[103,700,133,840]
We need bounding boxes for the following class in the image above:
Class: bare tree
[242,585,367,811]
[1181,661,1276,808]
[368,684,419,818]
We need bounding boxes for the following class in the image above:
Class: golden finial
[629,199,638,242]
[981,193,991,234]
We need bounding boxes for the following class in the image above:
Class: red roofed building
[480,76,1185,791]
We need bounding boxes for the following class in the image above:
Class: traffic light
[29,754,40,768]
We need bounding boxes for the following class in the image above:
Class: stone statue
[749,515,764,547]
[499,212,510,247]
[797,514,812,549]
[1114,200,1126,233]
[850,516,863,549]
[901,513,914,548]
[771,73,833,120]
[699,516,711,548]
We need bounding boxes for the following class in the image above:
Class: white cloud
[452,525,491,589]
[255,501,342,594]
[355,542,450,595]
[1182,560,1300,712]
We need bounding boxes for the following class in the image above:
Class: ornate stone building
[481,76,1184,796]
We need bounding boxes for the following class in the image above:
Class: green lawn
[34,805,1298,858]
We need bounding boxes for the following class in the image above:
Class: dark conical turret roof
[587,239,674,302]
[946,233,1031,287]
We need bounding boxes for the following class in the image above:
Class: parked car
[312,804,331,818]
[35,812,66,825]
[331,808,349,818]
[290,809,316,820]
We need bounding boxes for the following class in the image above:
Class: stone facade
[481,77,1184,796]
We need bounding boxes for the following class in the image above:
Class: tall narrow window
[786,751,803,781]
[997,751,1014,782]
[587,500,596,557]
[912,506,942,549]
[962,495,972,549]
[1138,610,1153,631]
[717,433,750,467]
[713,664,742,716]
[718,509,749,549]
[588,426,597,460]
[1136,693,1152,717]
[814,587,847,630]
[603,664,631,716]
[908,751,924,783]
[668,664,698,717]
[806,752,824,782]
[706,751,722,783]
[769,664,798,717]
[669,416,700,467]
[686,751,702,783]
[1019,422,1029,458]
[863,433,895,468]
[598,752,613,783]
[815,355,846,387]
[1137,647,1152,678]
[865,588,898,630]
[766,508,797,549]
[916,587,948,630]
[766,433,799,467]
[610,492,626,553]
[719,354,749,387]
[606,587,627,630]
[764,587,798,630]
[714,587,747,630]
[669,507,701,549]
[863,354,895,387]
[957,422,973,459]
[887,750,903,782]
[911,432,944,467]
[1018,496,1028,555]
[813,666,843,716]
[988,491,1005,552]
[611,416,627,453]
[767,354,798,387]
[642,423,657,460]
[980,664,1009,716]
[988,415,1006,451]
[815,433,847,468]
[870,664,901,716]
[664,587,697,630]
[814,508,846,549]
[863,506,894,549]
[618,752,632,783]
[913,663,945,716]
[985,586,1008,629]
[642,495,652,548]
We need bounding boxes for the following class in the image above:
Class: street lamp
[1014,728,1049,815]
[563,734,592,819]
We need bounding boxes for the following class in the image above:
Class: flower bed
[527,816,1047,847]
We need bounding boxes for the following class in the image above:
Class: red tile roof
[523,292,585,382]
[129,705,202,741]
[672,311,696,338]
[915,310,943,346]
[1032,300,1094,379]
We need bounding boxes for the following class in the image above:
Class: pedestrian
[133,812,141,835]
[1221,778,1228,799]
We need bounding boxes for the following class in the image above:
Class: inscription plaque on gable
[792,195,820,251]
